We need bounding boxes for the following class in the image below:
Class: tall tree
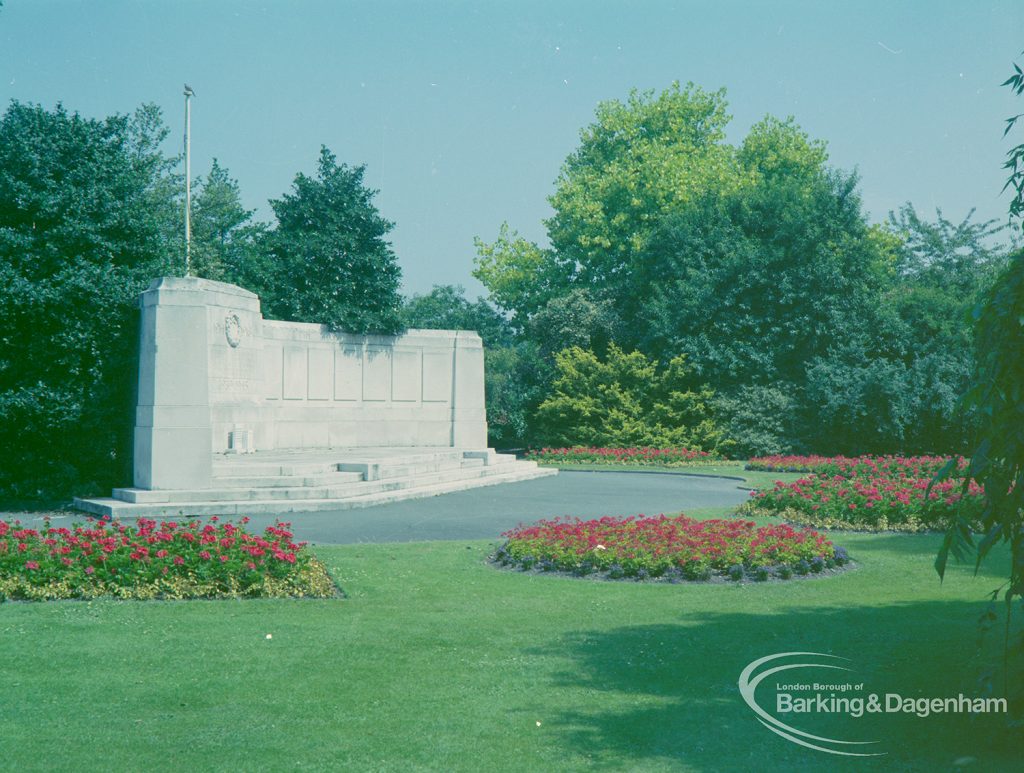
[189,159,263,284]
[257,146,402,334]
[0,101,179,501]
[935,57,1024,719]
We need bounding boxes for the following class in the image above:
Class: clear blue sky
[1,1,1021,296]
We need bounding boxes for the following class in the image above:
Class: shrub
[533,344,729,452]
[0,517,338,601]
[496,514,847,582]
[713,385,799,458]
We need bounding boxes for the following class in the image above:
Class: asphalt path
[15,470,752,545]
[237,470,750,545]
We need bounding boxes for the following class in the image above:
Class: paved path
[13,471,751,545]
[238,470,749,544]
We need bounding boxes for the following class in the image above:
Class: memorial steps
[72,447,556,518]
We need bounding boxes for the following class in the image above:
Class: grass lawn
[543,460,806,491]
[0,512,1019,772]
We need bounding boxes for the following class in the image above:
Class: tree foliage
[476,82,1013,455]
[0,101,179,500]
[931,53,1024,717]
[535,344,727,451]
[255,146,403,334]
[189,159,264,284]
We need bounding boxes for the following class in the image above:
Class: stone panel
[392,350,421,402]
[283,346,307,400]
[334,346,362,401]
[422,351,452,403]
[307,348,332,401]
[363,347,391,401]
[264,345,282,400]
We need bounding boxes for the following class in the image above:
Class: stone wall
[133,277,486,490]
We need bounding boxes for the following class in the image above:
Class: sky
[1,1,1022,297]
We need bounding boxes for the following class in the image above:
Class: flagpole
[184,84,194,276]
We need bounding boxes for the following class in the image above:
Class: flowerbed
[743,453,983,532]
[0,517,338,601]
[493,514,848,582]
[526,446,723,466]
[745,454,968,478]
[746,473,985,532]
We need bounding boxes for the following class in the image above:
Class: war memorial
[74,277,553,518]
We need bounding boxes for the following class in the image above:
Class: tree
[712,385,797,458]
[189,159,264,284]
[933,52,1024,718]
[476,86,1005,455]
[401,284,514,349]
[256,146,402,334]
[534,344,727,451]
[474,83,740,323]
[0,101,179,501]
[525,288,622,359]
[881,205,1010,452]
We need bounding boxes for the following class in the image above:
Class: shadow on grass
[528,599,1022,773]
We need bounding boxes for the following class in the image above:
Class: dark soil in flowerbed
[488,552,857,584]
[491,514,852,584]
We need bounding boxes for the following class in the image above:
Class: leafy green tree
[535,344,726,451]
[712,385,797,458]
[525,288,622,359]
[472,223,561,323]
[474,83,740,322]
[256,146,402,334]
[189,159,264,284]
[881,205,1010,452]
[934,54,1024,713]
[401,284,514,348]
[546,83,738,294]
[0,101,179,501]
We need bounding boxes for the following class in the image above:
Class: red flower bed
[748,474,984,532]
[746,454,968,478]
[744,454,982,531]
[526,446,722,466]
[0,517,337,601]
[494,514,848,581]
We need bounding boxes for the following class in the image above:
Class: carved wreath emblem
[225,313,242,348]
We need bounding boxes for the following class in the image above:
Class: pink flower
[25,561,39,570]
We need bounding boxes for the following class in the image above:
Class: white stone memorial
[74,277,553,517]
